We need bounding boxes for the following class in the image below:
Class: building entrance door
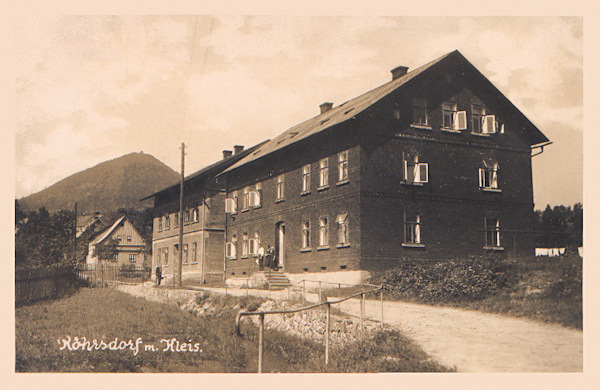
[276,222,285,270]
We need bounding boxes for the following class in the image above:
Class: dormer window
[412,98,429,126]
[471,104,485,133]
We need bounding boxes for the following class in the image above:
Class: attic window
[277,139,286,144]
[344,108,355,115]
[289,131,299,138]
[320,118,330,125]
[253,149,262,155]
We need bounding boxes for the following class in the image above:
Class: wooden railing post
[325,302,330,366]
[380,289,384,329]
[360,293,364,340]
[258,313,264,374]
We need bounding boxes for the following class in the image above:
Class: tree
[94,238,120,262]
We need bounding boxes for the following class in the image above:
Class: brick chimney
[391,65,409,80]
[320,102,333,114]
[223,150,233,158]
[233,145,244,155]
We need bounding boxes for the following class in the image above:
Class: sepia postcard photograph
[7,1,597,389]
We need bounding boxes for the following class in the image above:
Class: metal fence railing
[235,283,384,373]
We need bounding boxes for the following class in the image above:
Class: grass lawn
[16,287,452,373]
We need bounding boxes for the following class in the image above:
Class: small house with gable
[86,215,147,267]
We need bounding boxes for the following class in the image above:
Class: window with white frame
[158,217,162,232]
[442,102,467,130]
[251,183,262,207]
[302,164,311,192]
[276,174,285,200]
[174,213,179,228]
[479,161,499,190]
[226,235,237,259]
[243,186,250,210]
[242,232,249,257]
[403,153,428,184]
[337,213,349,246]
[226,191,238,213]
[485,217,501,248]
[192,242,197,263]
[404,213,421,244]
[249,231,260,255]
[319,158,329,187]
[164,247,169,265]
[165,215,170,230]
[129,254,136,263]
[127,235,132,242]
[471,103,485,133]
[183,243,188,264]
[183,209,190,224]
[412,97,429,126]
[302,221,310,248]
[116,235,122,242]
[192,208,199,223]
[338,150,349,182]
[319,216,329,247]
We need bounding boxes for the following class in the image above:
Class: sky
[14,15,582,208]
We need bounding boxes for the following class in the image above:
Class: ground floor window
[129,254,136,263]
[163,247,169,266]
[302,221,310,248]
[183,243,188,264]
[485,217,501,247]
[319,216,329,247]
[404,213,421,244]
[192,242,197,263]
[337,213,349,246]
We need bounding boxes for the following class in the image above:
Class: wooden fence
[76,263,151,285]
[15,267,78,305]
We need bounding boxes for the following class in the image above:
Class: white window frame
[226,241,237,259]
[165,215,170,230]
[319,158,329,188]
[338,150,349,182]
[319,216,329,247]
[412,97,429,126]
[158,217,162,232]
[482,115,497,134]
[479,162,500,190]
[242,232,249,257]
[404,213,421,244]
[302,164,311,192]
[164,247,169,266]
[127,235,132,242]
[129,254,136,263]
[485,217,502,248]
[243,186,250,210]
[403,154,429,184]
[442,102,457,129]
[192,208,199,223]
[276,174,285,200]
[337,213,349,246]
[174,213,179,228]
[471,103,486,133]
[302,221,311,249]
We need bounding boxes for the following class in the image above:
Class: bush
[372,256,516,303]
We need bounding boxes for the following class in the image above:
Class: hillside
[18,152,180,213]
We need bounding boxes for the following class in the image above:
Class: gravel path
[117,283,582,372]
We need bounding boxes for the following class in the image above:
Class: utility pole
[72,202,78,264]
[177,143,186,288]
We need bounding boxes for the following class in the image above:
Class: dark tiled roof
[221,50,549,175]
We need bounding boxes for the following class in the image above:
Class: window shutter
[403,153,409,181]
[483,115,496,134]
[249,191,256,207]
[491,169,498,188]
[417,163,429,183]
[225,198,235,213]
[454,111,467,130]
[415,217,421,243]
[478,168,485,188]
[499,123,505,134]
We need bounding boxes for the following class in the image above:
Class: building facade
[143,144,265,283]
[86,216,147,267]
[218,50,549,283]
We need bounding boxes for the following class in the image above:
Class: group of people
[257,244,278,271]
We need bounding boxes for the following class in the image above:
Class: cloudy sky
[14,15,582,208]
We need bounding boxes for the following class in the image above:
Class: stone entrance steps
[263,270,291,290]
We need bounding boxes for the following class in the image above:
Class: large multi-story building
[216,50,549,284]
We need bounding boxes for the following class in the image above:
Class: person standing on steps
[265,245,275,270]
[257,244,265,271]
[268,245,278,270]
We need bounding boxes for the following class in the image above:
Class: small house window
[485,217,501,248]
[174,213,179,228]
[165,215,170,230]
[302,164,311,193]
[251,183,262,207]
[129,254,136,263]
[319,216,329,247]
[302,221,311,248]
[276,174,285,201]
[337,213,349,246]
[242,232,249,257]
[164,247,169,265]
[243,186,250,210]
[192,242,197,263]
[319,158,329,187]
[472,104,485,133]
[183,243,188,264]
[479,162,500,190]
[338,150,349,182]
[116,235,122,241]
[192,208,199,223]
[226,192,238,213]
[158,217,162,232]
[404,213,421,244]
[412,97,429,126]
[127,235,132,242]
[183,209,190,224]
[403,153,428,184]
